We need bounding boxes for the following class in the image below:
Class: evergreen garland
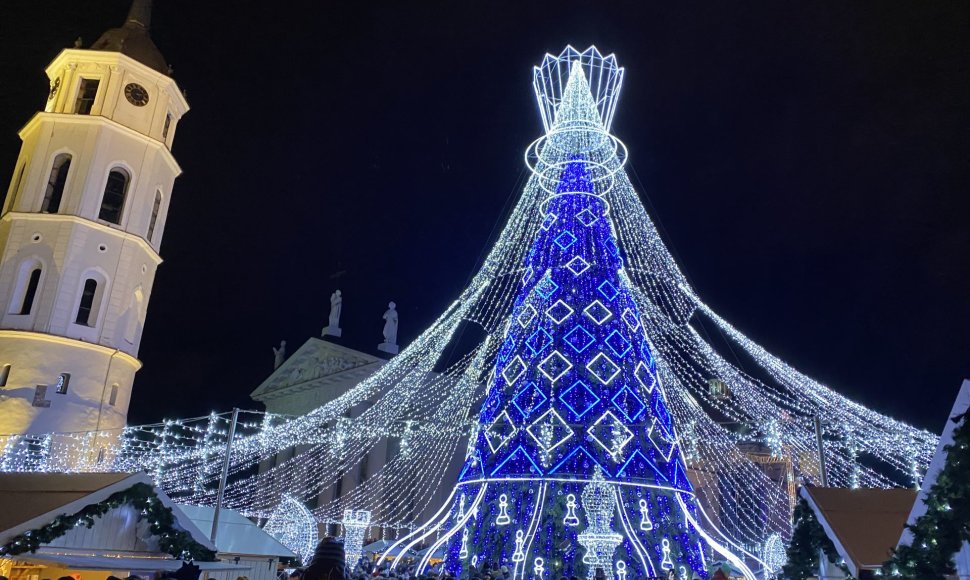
[0,482,217,562]
[881,411,969,579]
[781,497,852,580]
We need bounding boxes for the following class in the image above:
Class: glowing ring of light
[526,125,628,165]
[525,131,627,177]
[528,153,617,198]
[525,130,629,198]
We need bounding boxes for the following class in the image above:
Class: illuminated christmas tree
[403,54,752,579]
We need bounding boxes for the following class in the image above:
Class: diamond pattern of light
[0,45,938,577]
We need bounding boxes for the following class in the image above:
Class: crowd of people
[282,537,710,580]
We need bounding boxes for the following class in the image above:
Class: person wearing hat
[303,537,347,580]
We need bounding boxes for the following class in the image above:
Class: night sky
[1,1,967,432]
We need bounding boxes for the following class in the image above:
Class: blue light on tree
[433,74,723,578]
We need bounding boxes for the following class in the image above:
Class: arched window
[42,154,72,213]
[98,168,130,224]
[0,364,10,387]
[9,260,44,316]
[147,190,162,241]
[18,267,42,315]
[75,278,99,326]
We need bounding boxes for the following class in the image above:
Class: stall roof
[0,472,132,535]
[177,504,296,559]
[0,472,215,552]
[800,486,917,576]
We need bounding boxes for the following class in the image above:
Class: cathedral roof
[89,0,168,75]
[250,338,385,404]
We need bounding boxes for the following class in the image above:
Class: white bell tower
[0,0,188,445]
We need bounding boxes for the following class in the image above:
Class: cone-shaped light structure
[383,58,754,580]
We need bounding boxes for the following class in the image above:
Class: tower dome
[90,0,168,75]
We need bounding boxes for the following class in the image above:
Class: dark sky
[1,1,967,432]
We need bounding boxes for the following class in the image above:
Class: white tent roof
[0,472,215,553]
[900,378,970,546]
[177,504,296,559]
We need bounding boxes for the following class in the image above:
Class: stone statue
[322,290,343,338]
[329,290,342,327]
[272,340,287,369]
[382,301,398,344]
[377,301,399,355]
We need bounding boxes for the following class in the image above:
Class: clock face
[124,82,150,107]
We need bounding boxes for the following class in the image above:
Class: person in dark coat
[303,536,347,580]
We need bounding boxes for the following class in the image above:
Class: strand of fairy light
[317,346,492,525]
[688,293,935,470]
[217,338,484,522]
[184,297,481,511]
[656,295,906,490]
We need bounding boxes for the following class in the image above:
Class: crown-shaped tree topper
[533,46,625,133]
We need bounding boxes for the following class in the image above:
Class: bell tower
[0,0,188,445]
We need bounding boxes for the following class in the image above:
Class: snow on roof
[177,504,297,559]
[900,379,970,546]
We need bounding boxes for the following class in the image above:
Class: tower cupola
[90,0,168,75]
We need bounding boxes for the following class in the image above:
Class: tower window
[147,190,162,241]
[75,278,99,326]
[42,154,72,213]
[108,384,119,406]
[162,113,172,140]
[55,373,70,394]
[74,78,100,114]
[99,168,130,224]
[0,364,10,387]
[18,267,42,315]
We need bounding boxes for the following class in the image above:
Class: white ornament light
[496,493,511,525]
[578,468,623,580]
[264,495,318,565]
[563,493,580,526]
[341,509,372,567]
[638,498,653,531]
[512,529,526,562]
[534,557,546,577]
[660,538,673,570]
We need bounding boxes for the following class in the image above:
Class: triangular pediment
[250,337,383,400]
